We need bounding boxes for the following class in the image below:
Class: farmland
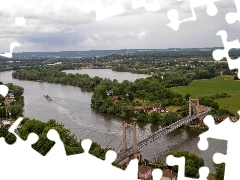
[170,75,240,114]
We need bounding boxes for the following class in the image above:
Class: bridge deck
[116,109,210,163]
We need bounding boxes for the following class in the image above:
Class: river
[0,70,226,172]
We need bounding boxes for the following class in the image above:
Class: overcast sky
[0,0,239,52]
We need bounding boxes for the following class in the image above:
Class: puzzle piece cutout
[212,30,240,78]
[225,0,240,24]
[167,0,220,31]
[0,42,21,58]
[45,128,67,157]
[0,84,9,97]
[166,155,209,180]
[152,168,163,180]
[198,113,240,180]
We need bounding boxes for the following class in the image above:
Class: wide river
[0,69,226,172]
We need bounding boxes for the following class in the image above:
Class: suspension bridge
[114,97,211,165]
[23,95,210,166]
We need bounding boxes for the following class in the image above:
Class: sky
[0,0,239,52]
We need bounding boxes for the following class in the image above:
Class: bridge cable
[115,128,132,152]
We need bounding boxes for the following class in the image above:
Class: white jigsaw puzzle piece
[15,16,26,26]
[198,112,240,180]
[212,30,240,78]
[45,129,67,157]
[0,42,21,58]
[167,0,220,31]
[152,168,163,180]
[0,118,45,180]
[0,85,9,97]
[226,0,240,24]
[57,139,139,180]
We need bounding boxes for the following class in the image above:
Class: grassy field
[170,75,240,114]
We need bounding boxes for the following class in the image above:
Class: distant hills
[0,47,226,59]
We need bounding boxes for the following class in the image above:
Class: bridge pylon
[120,121,141,166]
[189,97,201,124]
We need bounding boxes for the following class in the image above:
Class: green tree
[8,103,23,118]
[0,95,5,103]
[234,75,239,80]
[135,110,149,122]
[5,133,17,144]
[0,128,16,144]
[185,93,191,101]
[149,111,162,124]
[168,150,204,178]
[213,163,225,180]
[162,112,179,126]
[177,103,189,118]
[0,127,8,138]
[18,118,112,162]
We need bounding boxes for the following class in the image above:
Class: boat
[44,95,52,101]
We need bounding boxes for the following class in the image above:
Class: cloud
[82,37,97,46]
[0,0,238,51]
[138,30,146,39]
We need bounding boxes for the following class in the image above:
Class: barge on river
[44,95,52,101]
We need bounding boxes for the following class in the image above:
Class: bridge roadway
[116,108,211,163]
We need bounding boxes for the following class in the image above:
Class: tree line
[12,66,103,90]
[0,83,24,119]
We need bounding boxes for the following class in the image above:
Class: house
[161,168,177,180]
[144,106,153,112]
[152,104,167,113]
[134,106,145,113]
[138,165,152,180]
[159,106,167,113]
[213,115,228,122]
[125,90,131,96]
[113,97,123,104]
[1,120,11,128]
[153,103,161,110]
[8,93,14,99]
[106,89,113,96]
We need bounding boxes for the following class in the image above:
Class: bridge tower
[120,121,141,165]
[189,97,201,124]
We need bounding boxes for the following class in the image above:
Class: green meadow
[170,75,240,114]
